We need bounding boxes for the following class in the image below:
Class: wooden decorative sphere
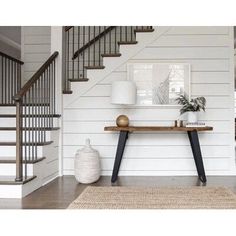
[116,115,129,127]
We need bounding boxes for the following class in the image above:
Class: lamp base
[116,115,129,127]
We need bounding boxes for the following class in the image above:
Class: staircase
[63,26,154,93]
[0,26,154,198]
[0,51,60,198]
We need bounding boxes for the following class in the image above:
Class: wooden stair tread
[118,41,138,45]
[84,66,105,69]
[63,90,73,94]
[134,29,154,33]
[0,157,46,164]
[0,104,15,107]
[0,127,60,131]
[0,114,61,118]
[101,53,122,57]
[0,176,36,185]
[0,141,53,146]
[0,104,50,107]
[68,78,89,82]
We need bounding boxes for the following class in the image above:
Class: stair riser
[0,146,43,157]
[0,131,52,142]
[103,56,121,68]
[0,117,59,127]
[0,107,15,114]
[0,164,34,176]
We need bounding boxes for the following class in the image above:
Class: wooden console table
[104,126,213,183]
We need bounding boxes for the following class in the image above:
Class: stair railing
[0,51,24,105]
[63,26,153,93]
[13,51,59,181]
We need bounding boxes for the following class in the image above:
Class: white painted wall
[20,26,59,184]
[21,26,51,84]
[63,26,235,177]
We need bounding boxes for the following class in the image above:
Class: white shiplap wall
[63,26,235,176]
[21,26,51,84]
[20,26,59,183]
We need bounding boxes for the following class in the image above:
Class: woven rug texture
[68,186,236,209]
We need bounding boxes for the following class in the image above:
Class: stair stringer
[63,26,172,108]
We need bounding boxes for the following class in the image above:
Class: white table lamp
[111,81,136,127]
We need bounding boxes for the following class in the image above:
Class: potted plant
[176,95,206,123]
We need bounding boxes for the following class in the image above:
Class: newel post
[15,97,23,182]
[51,26,63,176]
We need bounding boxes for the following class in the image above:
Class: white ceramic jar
[187,111,199,123]
[74,139,101,184]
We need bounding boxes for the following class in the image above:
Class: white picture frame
[127,62,191,106]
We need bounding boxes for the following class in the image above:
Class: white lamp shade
[111,81,136,105]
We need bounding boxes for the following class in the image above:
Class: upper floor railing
[0,51,24,105]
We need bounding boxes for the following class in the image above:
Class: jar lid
[77,139,98,154]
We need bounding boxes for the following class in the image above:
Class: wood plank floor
[1,176,236,209]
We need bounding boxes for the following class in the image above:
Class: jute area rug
[68,186,236,209]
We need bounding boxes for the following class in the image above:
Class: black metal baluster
[98,26,101,66]
[114,27,117,54]
[120,26,122,42]
[19,62,21,92]
[36,79,40,146]
[34,83,37,161]
[43,72,46,143]
[77,27,80,79]
[104,26,106,54]
[125,27,128,42]
[6,58,8,103]
[1,57,3,103]
[28,90,31,162]
[32,85,35,162]
[53,60,56,115]
[72,27,75,80]
[50,64,53,127]
[9,60,12,104]
[12,61,14,104]
[131,26,133,41]
[4,57,6,104]
[93,26,96,66]
[48,66,51,128]
[40,76,43,143]
[7,59,9,104]
[46,68,49,128]
[67,30,70,90]
[45,68,48,129]
[82,26,85,78]
[24,95,27,177]
[109,27,111,54]
[88,26,90,67]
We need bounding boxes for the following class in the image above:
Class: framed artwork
[127,62,191,106]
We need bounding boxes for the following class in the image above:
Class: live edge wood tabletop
[104,125,213,183]
[104,126,213,132]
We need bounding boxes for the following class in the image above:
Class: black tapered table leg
[111,131,129,183]
[188,130,207,183]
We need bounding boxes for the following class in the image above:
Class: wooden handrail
[65,26,73,32]
[14,51,59,182]
[72,26,115,60]
[0,51,24,65]
[14,51,59,101]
